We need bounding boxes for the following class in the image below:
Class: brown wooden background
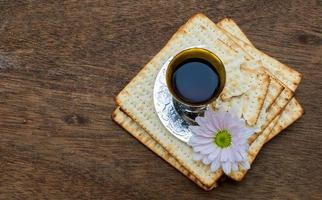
[0,0,321,199]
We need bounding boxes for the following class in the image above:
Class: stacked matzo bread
[112,14,304,190]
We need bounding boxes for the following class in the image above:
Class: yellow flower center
[214,129,232,148]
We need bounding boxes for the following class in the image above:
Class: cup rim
[165,47,226,107]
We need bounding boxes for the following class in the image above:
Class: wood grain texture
[0,0,321,199]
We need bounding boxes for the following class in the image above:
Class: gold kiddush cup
[166,48,226,124]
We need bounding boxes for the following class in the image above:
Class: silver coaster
[153,58,192,143]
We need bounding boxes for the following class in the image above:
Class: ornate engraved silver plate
[153,58,192,143]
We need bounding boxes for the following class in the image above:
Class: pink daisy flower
[188,108,254,175]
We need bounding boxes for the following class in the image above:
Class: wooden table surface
[1,1,321,199]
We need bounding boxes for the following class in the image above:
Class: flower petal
[220,149,229,162]
[210,158,221,172]
[194,143,215,154]
[232,149,243,162]
[202,156,212,165]
[232,162,239,172]
[200,126,215,137]
[221,113,235,128]
[206,109,221,130]
[227,123,244,134]
[190,126,213,137]
[195,116,215,132]
[216,112,227,129]
[239,143,249,152]
[241,160,250,170]
[189,136,212,145]
[202,146,216,155]
[226,149,235,162]
[222,162,232,174]
[195,116,207,127]
[239,151,248,160]
[233,136,248,146]
[208,148,220,161]
[242,127,256,139]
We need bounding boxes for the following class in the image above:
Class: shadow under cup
[165,48,226,124]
